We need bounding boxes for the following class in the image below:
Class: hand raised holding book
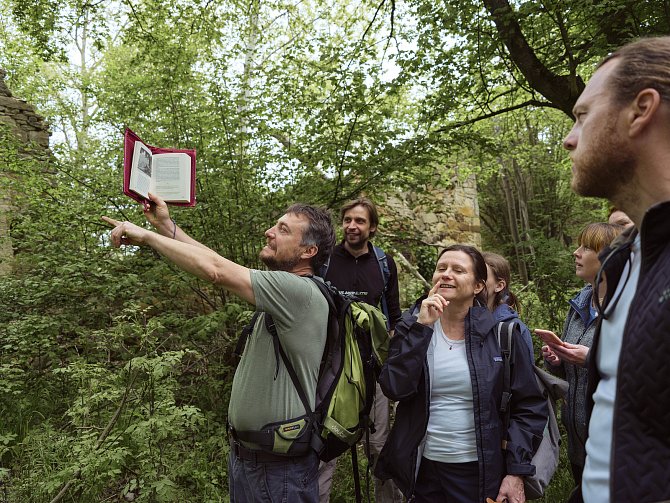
[140,192,211,252]
[124,128,196,206]
[143,192,173,237]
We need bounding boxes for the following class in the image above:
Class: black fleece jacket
[583,201,670,502]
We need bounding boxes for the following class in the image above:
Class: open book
[123,128,196,206]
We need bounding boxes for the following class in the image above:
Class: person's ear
[302,245,318,260]
[474,281,485,296]
[494,278,506,293]
[629,88,662,137]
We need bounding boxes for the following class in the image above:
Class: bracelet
[171,218,177,239]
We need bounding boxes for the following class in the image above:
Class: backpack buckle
[500,391,512,413]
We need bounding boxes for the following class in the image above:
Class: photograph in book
[123,128,197,207]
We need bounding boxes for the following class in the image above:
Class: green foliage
[0,0,658,500]
[3,307,230,502]
[474,107,604,334]
[0,125,237,500]
[328,447,375,503]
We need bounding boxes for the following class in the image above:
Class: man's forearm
[173,224,215,252]
[144,231,254,304]
[153,218,213,252]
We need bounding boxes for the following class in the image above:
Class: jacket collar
[492,303,519,323]
[335,240,374,259]
[568,284,595,325]
[638,200,670,274]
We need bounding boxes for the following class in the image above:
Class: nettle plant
[6,308,228,502]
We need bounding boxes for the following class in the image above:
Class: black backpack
[497,320,568,499]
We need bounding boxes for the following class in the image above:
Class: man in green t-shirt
[103,196,335,503]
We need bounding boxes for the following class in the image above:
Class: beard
[570,114,636,200]
[344,232,369,251]
[259,248,301,272]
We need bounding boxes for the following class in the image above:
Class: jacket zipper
[409,352,431,500]
[466,312,485,502]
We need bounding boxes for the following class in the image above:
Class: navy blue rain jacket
[374,301,547,501]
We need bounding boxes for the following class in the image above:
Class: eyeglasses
[593,243,634,320]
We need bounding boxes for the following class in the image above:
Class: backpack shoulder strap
[497,320,517,448]
[264,314,316,420]
[372,245,391,293]
[267,277,339,415]
[318,256,330,279]
[372,245,390,289]
[233,311,261,358]
[372,245,391,328]
[308,276,337,312]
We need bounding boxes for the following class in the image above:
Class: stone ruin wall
[0,69,51,275]
[379,169,481,305]
[383,171,481,249]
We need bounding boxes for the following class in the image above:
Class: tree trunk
[481,0,584,117]
[500,163,528,283]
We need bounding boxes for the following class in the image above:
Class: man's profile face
[563,58,636,201]
[343,205,376,250]
[260,213,308,271]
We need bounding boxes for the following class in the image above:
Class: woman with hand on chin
[375,244,547,503]
[536,223,623,486]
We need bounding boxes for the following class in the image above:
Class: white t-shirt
[582,235,641,502]
[423,319,477,463]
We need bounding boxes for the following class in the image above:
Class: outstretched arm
[101,214,254,305]
[142,192,212,251]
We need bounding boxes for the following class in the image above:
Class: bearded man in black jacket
[562,36,670,503]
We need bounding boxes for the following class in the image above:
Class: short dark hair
[437,244,488,306]
[482,251,520,311]
[339,197,379,238]
[285,203,336,272]
[600,36,670,107]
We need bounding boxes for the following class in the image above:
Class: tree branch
[481,0,584,116]
[385,245,431,290]
[434,99,559,132]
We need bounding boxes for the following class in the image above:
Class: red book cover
[123,127,196,207]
